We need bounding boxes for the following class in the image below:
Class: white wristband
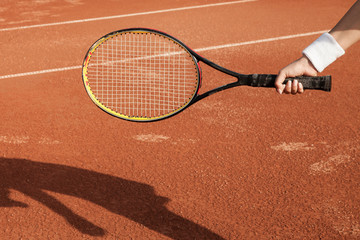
[302,32,345,72]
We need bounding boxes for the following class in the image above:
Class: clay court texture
[0,0,359,239]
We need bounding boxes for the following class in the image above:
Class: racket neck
[194,54,278,87]
[194,54,246,79]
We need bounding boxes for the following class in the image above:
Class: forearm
[301,0,360,73]
[329,0,360,50]
[275,0,360,94]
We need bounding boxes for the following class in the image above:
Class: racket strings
[85,31,199,118]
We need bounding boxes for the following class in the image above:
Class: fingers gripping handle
[248,74,331,91]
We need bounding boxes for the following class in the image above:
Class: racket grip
[248,74,331,91]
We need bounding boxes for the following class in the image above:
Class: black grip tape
[248,74,331,92]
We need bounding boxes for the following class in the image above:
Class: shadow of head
[0,158,224,239]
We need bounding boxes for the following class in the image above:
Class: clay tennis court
[1,0,359,239]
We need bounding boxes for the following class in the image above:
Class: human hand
[275,56,318,94]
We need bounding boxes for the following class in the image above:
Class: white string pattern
[86,31,199,119]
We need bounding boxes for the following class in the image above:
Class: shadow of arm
[20,187,105,236]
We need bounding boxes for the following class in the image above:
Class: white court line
[0,30,327,80]
[195,30,327,52]
[0,0,256,32]
[0,66,82,80]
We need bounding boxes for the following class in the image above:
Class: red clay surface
[0,0,359,239]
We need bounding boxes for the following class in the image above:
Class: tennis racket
[82,28,331,122]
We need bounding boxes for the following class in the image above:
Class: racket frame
[82,28,202,121]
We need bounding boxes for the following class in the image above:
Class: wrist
[299,55,317,72]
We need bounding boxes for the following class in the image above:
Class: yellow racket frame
[82,29,200,121]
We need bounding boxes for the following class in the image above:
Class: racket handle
[247,74,331,91]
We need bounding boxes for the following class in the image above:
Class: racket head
[82,28,201,122]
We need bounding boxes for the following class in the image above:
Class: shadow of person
[0,158,224,239]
